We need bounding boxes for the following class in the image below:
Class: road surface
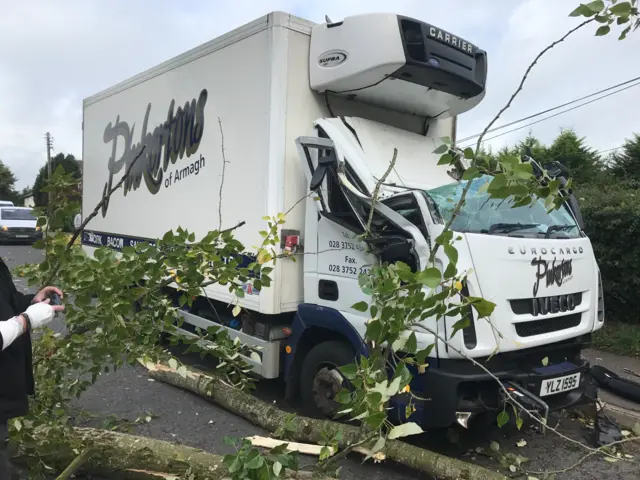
[3,245,638,479]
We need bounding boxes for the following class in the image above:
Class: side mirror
[310,150,338,191]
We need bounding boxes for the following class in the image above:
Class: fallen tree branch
[55,448,92,480]
[17,427,330,480]
[144,362,506,480]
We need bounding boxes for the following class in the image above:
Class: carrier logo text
[100,88,208,217]
[428,26,474,54]
[531,256,573,297]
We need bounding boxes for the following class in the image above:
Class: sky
[1,0,638,191]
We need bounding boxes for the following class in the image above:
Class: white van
[0,207,42,243]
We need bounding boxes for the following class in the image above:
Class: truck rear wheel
[300,340,356,419]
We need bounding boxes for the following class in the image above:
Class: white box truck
[80,11,604,429]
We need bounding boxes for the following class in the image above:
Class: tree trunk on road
[145,363,507,480]
[17,427,329,480]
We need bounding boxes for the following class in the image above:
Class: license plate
[540,373,580,397]
[15,235,28,238]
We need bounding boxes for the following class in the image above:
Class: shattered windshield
[424,175,580,238]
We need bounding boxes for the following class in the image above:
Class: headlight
[1,226,7,231]
[36,226,41,231]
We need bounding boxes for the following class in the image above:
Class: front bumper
[391,335,594,429]
[0,230,42,243]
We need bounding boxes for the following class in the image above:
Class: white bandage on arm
[0,316,25,351]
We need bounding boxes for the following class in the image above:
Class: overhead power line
[596,145,624,155]
[457,75,640,145]
[459,79,640,147]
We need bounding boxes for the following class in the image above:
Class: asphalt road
[3,245,639,480]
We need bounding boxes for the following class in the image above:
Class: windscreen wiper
[485,223,540,234]
[545,224,577,238]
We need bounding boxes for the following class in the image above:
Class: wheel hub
[311,367,345,417]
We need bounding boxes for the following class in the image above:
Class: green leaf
[273,461,283,476]
[439,136,452,145]
[245,450,265,469]
[595,25,611,35]
[352,301,369,312]
[13,419,22,432]
[451,317,471,339]
[334,389,351,405]
[619,25,631,39]
[225,454,243,473]
[569,5,587,16]
[469,297,496,317]
[417,267,441,288]
[232,304,241,317]
[443,243,458,264]
[463,147,475,159]
[586,0,605,12]
[488,173,507,191]
[433,144,449,154]
[416,344,435,364]
[541,356,549,367]
[497,411,509,428]
[490,441,500,452]
[405,332,417,354]
[365,411,387,430]
[388,422,424,439]
[462,166,480,181]
[610,1,632,14]
[516,416,524,430]
[168,358,178,370]
[366,319,383,344]
[177,366,188,378]
[437,153,453,165]
[339,363,358,380]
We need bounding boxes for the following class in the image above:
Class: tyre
[299,340,356,419]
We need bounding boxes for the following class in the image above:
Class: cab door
[294,134,377,340]
[295,125,429,340]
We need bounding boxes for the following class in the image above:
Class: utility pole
[45,132,53,204]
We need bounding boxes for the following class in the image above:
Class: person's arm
[0,303,59,351]
[0,315,27,351]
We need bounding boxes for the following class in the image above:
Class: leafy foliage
[570,0,640,40]
[0,159,20,204]
[607,133,640,183]
[579,179,640,320]
[32,153,81,208]
[12,165,285,477]
[222,437,299,480]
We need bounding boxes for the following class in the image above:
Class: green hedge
[579,180,640,322]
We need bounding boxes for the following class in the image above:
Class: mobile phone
[49,292,62,306]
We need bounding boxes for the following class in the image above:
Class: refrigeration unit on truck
[80,11,605,429]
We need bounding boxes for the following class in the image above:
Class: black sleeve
[0,258,35,313]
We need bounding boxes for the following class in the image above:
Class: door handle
[318,280,339,301]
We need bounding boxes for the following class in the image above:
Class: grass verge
[593,321,640,358]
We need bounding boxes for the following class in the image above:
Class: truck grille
[7,227,35,233]
[515,313,582,337]
[510,292,583,315]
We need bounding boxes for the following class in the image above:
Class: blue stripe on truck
[82,228,259,277]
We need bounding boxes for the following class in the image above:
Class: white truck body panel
[81,12,454,316]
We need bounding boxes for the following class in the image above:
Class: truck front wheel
[299,340,356,419]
